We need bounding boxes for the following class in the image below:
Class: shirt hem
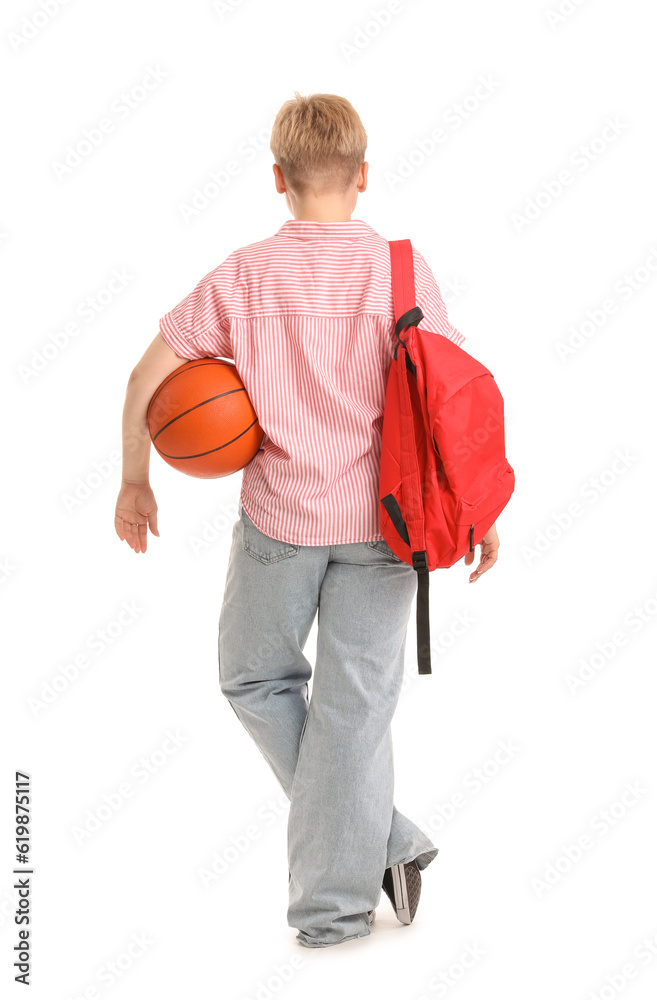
[240,496,384,547]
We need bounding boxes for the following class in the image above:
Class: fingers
[116,518,155,553]
[125,521,141,553]
[114,493,158,553]
[469,547,498,583]
[137,523,148,553]
[124,520,148,553]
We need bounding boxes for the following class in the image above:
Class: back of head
[270,91,367,198]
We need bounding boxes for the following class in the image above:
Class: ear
[273,163,286,193]
[358,162,368,192]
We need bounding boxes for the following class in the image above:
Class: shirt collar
[276,219,377,240]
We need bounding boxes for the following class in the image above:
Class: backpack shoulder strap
[389,240,424,357]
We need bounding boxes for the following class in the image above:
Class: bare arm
[122,332,189,482]
[116,333,190,552]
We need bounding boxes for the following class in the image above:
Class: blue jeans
[218,504,438,948]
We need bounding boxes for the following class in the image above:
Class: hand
[464,521,499,583]
[114,481,160,554]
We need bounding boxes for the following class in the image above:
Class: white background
[3,0,657,998]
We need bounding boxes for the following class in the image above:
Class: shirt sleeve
[411,245,465,347]
[158,253,236,360]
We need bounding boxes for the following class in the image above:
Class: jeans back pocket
[366,539,403,562]
[241,509,300,565]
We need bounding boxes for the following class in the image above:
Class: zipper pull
[469,524,475,553]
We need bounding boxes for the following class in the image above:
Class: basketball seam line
[154,417,260,460]
[152,387,246,442]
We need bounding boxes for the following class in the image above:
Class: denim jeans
[218,503,439,948]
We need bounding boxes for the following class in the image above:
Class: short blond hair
[270,91,367,197]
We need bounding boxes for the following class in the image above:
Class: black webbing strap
[381,493,410,546]
[413,552,432,674]
[394,306,424,361]
[382,493,432,673]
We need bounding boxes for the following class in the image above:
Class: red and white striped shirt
[159,218,465,546]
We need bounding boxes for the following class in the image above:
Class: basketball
[147,358,264,479]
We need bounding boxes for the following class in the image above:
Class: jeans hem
[295,915,371,948]
[388,847,439,871]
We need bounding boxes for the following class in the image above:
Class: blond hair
[270,91,367,197]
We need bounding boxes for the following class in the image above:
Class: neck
[290,194,356,223]
[292,209,353,222]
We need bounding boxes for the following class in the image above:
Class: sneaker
[381,859,421,924]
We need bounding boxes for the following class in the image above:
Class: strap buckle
[412,551,428,572]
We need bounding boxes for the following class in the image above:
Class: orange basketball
[147,359,264,478]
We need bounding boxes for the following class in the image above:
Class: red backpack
[379,240,515,675]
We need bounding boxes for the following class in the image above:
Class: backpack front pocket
[455,459,515,523]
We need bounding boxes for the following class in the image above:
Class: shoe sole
[382,860,421,924]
